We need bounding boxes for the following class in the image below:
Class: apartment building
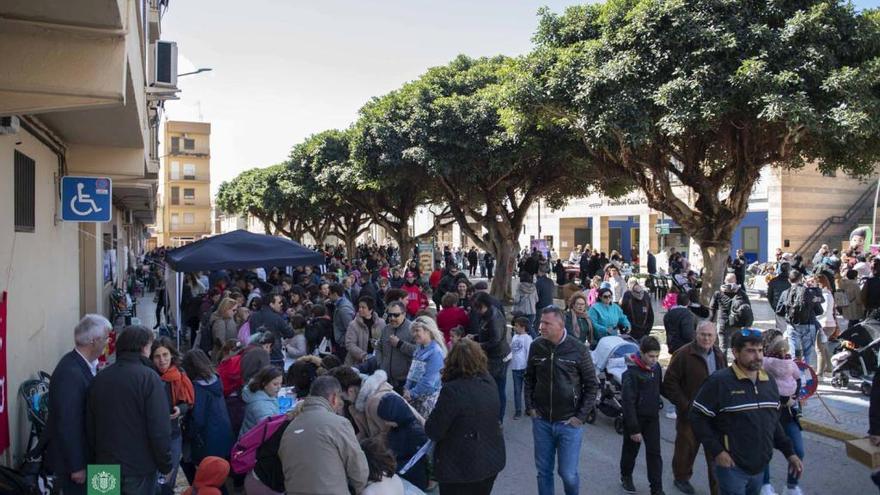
[155,121,213,247]
[0,0,177,460]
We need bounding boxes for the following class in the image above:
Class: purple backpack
[230,414,286,474]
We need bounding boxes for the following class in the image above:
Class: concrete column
[590,215,601,252]
[639,213,650,269]
[452,222,462,249]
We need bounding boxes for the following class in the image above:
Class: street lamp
[177,68,212,77]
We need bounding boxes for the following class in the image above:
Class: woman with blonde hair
[210,298,238,357]
[404,316,447,416]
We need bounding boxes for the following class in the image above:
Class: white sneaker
[783,487,803,495]
[760,485,778,495]
[665,409,677,419]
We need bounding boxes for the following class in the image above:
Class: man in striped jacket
[689,329,803,495]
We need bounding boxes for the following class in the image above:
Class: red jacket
[403,282,428,316]
[429,270,443,289]
[437,306,470,344]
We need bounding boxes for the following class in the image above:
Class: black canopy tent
[162,230,324,346]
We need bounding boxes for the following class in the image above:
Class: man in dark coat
[47,315,111,495]
[87,326,172,494]
[470,292,511,421]
[647,249,657,275]
[249,293,294,367]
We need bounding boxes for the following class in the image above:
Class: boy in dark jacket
[620,336,664,495]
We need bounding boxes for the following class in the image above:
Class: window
[170,161,180,180]
[171,213,180,225]
[183,213,195,224]
[183,138,195,150]
[183,163,196,180]
[171,187,180,205]
[742,226,760,253]
[171,137,180,153]
[14,151,36,232]
[183,188,195,200]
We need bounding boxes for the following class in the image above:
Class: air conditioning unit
[155,41,178,88]
[0,116,20,135]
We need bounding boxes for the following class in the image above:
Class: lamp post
[177,68,212,77]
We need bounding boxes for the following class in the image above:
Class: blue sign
[61,176,112,222]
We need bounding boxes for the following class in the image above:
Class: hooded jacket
[513,282,539,316]
[351,370,425,441]
[621,290,654,340]
[621,353,663,434]
[377,394,429,490]
[189,376,234,463]
[239,387,279,438]
[182,456,230,495]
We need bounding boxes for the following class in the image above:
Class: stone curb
[800,417,861,442]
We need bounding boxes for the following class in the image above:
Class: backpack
[230,414,287,474]
[252,419,292,492]
[217,353,244,397]
[728,296,754,328]
[783,285,822,324]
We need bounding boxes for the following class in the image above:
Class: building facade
[0,0,176,460]
[154,121,213,247]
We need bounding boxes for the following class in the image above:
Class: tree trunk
[344,233,358,262]
[698,241,731,306]
[490,237,517,302]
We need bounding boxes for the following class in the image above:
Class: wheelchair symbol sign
[61,177,112,222]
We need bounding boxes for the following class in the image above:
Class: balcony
[169,222,211,233]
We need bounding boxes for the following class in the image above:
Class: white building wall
[0,131,80,459]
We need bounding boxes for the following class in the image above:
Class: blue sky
[160,1,880,193]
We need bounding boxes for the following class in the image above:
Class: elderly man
[376,300,416,392]
[47,315,111,495]
[525,305,598,495]
[279,376,369,495]
[661,321,726,495]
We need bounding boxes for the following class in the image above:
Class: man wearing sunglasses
[690,329,802,495]
[376,300,416,392]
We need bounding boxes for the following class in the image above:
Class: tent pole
[176,271,183,349]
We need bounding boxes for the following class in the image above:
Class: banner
[0,292,9,453]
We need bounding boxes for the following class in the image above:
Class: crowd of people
[40,237,880,495]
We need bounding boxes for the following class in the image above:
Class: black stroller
[13,371,56,494]
[830,319,880,396]
[586,335,640,434]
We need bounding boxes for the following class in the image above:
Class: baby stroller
[16,371,55,494]
[831,319,880,396]
[587,335,639,434]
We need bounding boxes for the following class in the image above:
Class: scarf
[160,365,195,406]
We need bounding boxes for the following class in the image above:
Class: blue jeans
[490,360,509,421]
[512,369,525,414]
[786,324,816,364]
[532,417,583,495]
[716,465,763,495]
[160,434,182,495]
[763,420,804,488]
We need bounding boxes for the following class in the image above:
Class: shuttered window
[14,150,35,232]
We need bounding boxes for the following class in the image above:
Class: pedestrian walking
[87,325,172,495]
[775,270,824,366]
[661,321,726,495]
[839,269,866,328]
[760,329,805,495]
[690,329,803,495]
[47,314,111,495]
[525,305,599,495]
[425,339,506,495]
[588,287,631,347]
[620,336,665,495]
[564,293,594,346]
[710,273,753,359]
[514,272,539,332]
[767,263,792,331]
[663,292,698,355]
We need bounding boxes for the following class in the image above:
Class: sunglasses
[601,295,612,299]
[387,312,403,318]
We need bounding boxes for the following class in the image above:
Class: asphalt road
[489,379,876,494]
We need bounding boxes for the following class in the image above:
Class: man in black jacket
[469,292,511,422]
[766,263,791,331]
[249,293,294,367]
[47,314,111,495]
[690,329,802,495]
[663,292,698,355]
[87,326,172,494]
[525,305,598,495]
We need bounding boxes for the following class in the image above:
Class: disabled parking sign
[61,176,112,222]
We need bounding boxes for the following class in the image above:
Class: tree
[215,166,278,235]
[365,55,608,299]
[351,91,454,261]
[287,130,372,257]
[520,0,880,301]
